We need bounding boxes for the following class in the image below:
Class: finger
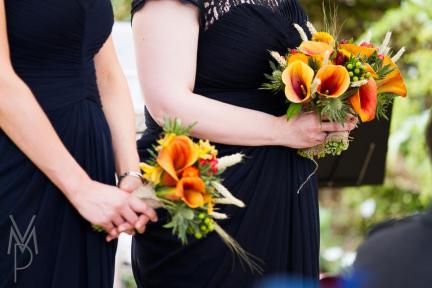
[106,235,117,242]
[117,222,134,234]
[108,226,119,238]
[124,229,136,236]
[320,122,355,132]
[135,215,150,234]
[121,206,139,227]
[101,221,114,233]
[112,215,125,227]
[129,196,158,222]
[315,132,327,143]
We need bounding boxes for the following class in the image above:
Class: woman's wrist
[118,171,144,185]
[116,152,141,176]
[270,115,295,148]
[60,169,92,205]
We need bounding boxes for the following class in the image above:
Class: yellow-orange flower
[139,162,162,185]
[282,60,315,103]
[315,65,351,98]
[156,133,176,151]
[287,53,309,65]
[299,41,334,57]
[338,48,352,59]
[197,139,218,160]
[376,55,407,97]
[157,135,198,182]
[312,32,336,47]
[339,43,377,58]
[177,177,210,208]
[350,78,378,122]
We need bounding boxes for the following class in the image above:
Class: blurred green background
[112,0,432,281]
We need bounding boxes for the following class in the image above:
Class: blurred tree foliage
[112,0,132,20]
[303,0,401,37]
[319,0,432,273]
[112,0,401,24]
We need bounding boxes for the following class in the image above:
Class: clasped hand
[70,176,158,242]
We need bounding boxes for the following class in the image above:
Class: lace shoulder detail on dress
[202,0,280,29]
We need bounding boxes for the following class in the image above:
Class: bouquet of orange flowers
[133,119,260,272]
[262,21,407,159]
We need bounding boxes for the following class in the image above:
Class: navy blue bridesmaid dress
[0,1,117,287]
[131,0,320,287]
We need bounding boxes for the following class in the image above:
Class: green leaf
[286,103,303,120]
[162,118,196,135]
[180,208,195,220]
[376,92,398,120]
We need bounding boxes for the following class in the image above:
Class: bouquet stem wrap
[298,131,350,159]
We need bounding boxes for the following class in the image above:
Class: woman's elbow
[144,88,190,124]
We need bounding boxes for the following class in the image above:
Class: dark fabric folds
[132,0,320,287]
[0,0,117,287]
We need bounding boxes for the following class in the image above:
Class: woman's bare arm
[95,36,141,190]
[0,0,88,200]
[132,0,355,149]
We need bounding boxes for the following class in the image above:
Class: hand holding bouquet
[133,119,261,272]
[262,21,407,158]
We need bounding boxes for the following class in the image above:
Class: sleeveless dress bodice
[0,1,117,287]
[6,0,113,110]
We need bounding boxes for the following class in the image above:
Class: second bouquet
[262,22,407,159]
[133,119,261,272]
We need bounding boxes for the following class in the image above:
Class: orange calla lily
[282,60,315,103]
[315,65,351,98]
[376,55,407,97]
[299,41,334,57]
[339,43,377,58]
[160,172,178,187]
[182,166,200,178]
[177,177,209,208]
[157,135,198,182]
[350,78,378,122]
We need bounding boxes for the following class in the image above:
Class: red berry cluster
[199,157,219,174]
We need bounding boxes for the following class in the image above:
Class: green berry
[349,71,354,77]
[353,76,359,82]
[200,225,207,232]
[347,63,353,70]
[194,233,202,239]
[356,62,362,68]
[198,213,206,220]
[354,68,360,75]
[207,224,215,232]
[366,72,372,78]
[204,218,211,225]
[360,76,365,81]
